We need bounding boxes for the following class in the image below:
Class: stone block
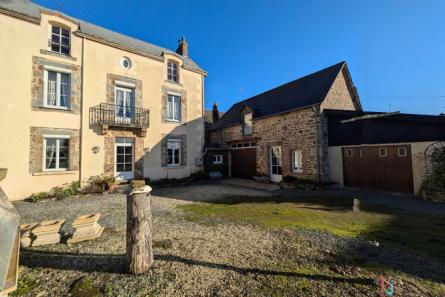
[31,219,65,246]
[19,223,38,248]
[67,213,104,244]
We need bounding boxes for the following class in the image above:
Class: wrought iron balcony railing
[89,103,149,131]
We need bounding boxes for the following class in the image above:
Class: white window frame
[243,112,253,135]
[43,66,71,110]
[167,60,179,82]
[166,94,181,122]
[213,155,223,164]
[292,150,303,173]
[42,135,70,172]
[167,139,181,167]
[398,147,407,157]
[379,148,387,157]
[50,25,71,55]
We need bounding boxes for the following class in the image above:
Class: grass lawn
[177,195,445,260]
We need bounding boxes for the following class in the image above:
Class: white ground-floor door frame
[115,137,134,180]
[270,146,282,182]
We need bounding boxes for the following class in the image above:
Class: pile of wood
[68,213,104,244]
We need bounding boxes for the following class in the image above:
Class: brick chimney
[176,36,188,57]
[212,102,220,123]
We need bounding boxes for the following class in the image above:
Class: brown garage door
[231,147,256,178]
[343,145,414,193]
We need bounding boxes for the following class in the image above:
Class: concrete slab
[218,178,280,192]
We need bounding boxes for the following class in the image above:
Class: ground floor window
[44,136,69,171]
[213,154,223,164]
[292,150,303,172]
[167,139,181,166]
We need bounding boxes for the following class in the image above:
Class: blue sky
[36,0,445,115]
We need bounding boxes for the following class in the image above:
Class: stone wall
[320,67,359,111]
[29,127,80,173]
[103,130,144,178]
[31,56,81,113]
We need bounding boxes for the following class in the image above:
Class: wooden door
[231,148,256,178]
[343,145,414,193]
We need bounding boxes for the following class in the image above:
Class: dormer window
[167,60,179,82]
[50,25,70,55]
[243,112,252,135]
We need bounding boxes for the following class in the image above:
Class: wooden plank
[0,229,19,295]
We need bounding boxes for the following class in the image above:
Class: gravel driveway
[12,182,445,297]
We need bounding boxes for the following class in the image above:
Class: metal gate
[343,145,414,193]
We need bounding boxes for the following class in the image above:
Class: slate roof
[211,61,346,129]
[0,0,205,73]
[325,109,445,146]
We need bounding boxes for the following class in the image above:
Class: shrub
[421,147,445,195]
[81,175,116,194]
[29,192,48,203]
[146,171,208,187]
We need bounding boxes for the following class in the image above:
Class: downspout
[201,74,205,170]
[79,36,85,184]
[313,105,322,182]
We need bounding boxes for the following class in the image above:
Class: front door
[115,86,135,124]
[115,137,134,180]
[270,146,282,182]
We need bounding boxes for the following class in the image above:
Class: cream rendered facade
[0,8,205,200]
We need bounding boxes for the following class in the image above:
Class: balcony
[90,103,149,137]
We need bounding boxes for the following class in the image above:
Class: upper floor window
[243,112,252,135]
[44,69,71,109]
[167,60,179,82]
[167,94,181,122]
[50,26,70,55]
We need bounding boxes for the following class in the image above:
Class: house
[207,62,445,193]
[208,61,361,182]
[0,1,207,200]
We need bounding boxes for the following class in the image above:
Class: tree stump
[126,185,153,274]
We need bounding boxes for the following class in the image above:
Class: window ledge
[164,80,183,87]
[34,106,74,113]
[33,170,78,176]
[165,119,182,124]
[293,169,304,174]
[40,49,77,61]
[165,165,185,169]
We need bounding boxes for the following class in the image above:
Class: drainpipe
[79,36,85,184]
[313,105,322,182]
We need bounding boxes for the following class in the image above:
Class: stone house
[208,61,361,182]
[207,62,445,193]
[0,1,206,200]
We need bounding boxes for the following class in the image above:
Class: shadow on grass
[19,249,374,285]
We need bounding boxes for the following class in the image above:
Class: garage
[230,142,256,178]
[343,145,414,193]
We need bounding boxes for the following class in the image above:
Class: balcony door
[115,86,135,124]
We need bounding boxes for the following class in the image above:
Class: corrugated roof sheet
[212,61,345,129]
[0,0,205,73]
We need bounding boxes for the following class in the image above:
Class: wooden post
[126,185,153,274]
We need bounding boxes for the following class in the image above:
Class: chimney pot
[176,35,188,57]
[212,102,220,123]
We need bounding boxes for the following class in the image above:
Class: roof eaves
[0,6,39,24]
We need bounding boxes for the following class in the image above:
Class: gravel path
[13,183,445,297]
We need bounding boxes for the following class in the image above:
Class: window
[120,57,132,70]
[346,149,353,157]
[167,94,181,121]
[243,112,252,135]
[167,60,179,82]
[213,155,223,164]
[398,147,407,157]
[379,148,387,157]
[44,70,70,108]
[44,136,69,171]
[50,26,70,55]
[167,139,181,166]
[292,150,303,172]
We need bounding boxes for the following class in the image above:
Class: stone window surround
[161,86,187,124]
[106,73,143,108]
[31,56,81,114]
[29,127,80,174]
[161,134,187,167]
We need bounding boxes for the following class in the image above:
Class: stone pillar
[126,185,153,274]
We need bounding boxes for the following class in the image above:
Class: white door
[115,137,134,180]
[270,146,282,182]
[115,86,135,124]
